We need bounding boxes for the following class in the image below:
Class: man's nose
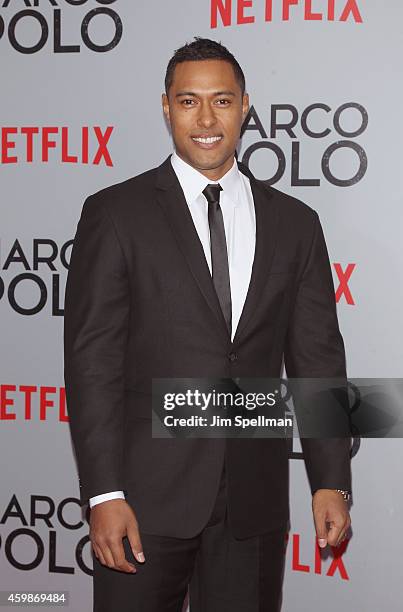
[196,101,217,129]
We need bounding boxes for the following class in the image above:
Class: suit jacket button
[228,352,238,362]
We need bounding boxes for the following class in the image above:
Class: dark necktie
[202,183,232,336]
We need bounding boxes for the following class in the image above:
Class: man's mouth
[191,135,223,148]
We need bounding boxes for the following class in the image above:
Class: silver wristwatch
[335,489,351,501]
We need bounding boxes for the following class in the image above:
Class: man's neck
[173,150,236,182]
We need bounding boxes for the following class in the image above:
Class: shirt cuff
[89,490,125,508]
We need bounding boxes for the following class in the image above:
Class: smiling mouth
[191,135,223,146]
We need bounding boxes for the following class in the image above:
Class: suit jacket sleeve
[284,210,352,494]
[64,194,130,505]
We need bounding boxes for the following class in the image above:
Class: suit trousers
[92,462,287,612]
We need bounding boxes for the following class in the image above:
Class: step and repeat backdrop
[1,2,402,611]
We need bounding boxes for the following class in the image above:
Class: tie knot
[202,183,222,205]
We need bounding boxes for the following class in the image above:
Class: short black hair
[165,37,246,95]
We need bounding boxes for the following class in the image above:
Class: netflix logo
[0,384,68,422]
[211,0,363,28]
[0,126,114,166]
[286,532,350,580]
[334,263,355,306]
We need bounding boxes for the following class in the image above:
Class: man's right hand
[89,499,145,573]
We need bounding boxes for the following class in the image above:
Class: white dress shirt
[89,150,256,508]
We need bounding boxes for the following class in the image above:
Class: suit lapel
[156,156,230,342]
[155,155,279,347]
[232,162,279,345]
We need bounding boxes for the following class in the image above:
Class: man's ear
[242,92,250,120]
[162,93,170,124]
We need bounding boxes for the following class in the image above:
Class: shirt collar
[170,150,241,206]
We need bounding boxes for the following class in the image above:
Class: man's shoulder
[240,161,318,226]
[263,181,317,221]
[85,163,161,210]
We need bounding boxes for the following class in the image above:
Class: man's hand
[312,489,351,549]
[89,499,145,573]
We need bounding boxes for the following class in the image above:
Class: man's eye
[182,99,196,106]
[216,99,230,105]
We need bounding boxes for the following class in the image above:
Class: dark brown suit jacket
[63,155,351,539]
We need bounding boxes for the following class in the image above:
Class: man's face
[162,59,249,180]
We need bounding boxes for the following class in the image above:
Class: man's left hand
[312,489,351,548]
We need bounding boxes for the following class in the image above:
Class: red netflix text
[333,263,356,305]
[286,532,350,580]
[0,126,114,166]
[0,385,68,422]
[211,0,363,27]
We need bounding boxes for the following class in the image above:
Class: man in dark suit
[64,37,351,611]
